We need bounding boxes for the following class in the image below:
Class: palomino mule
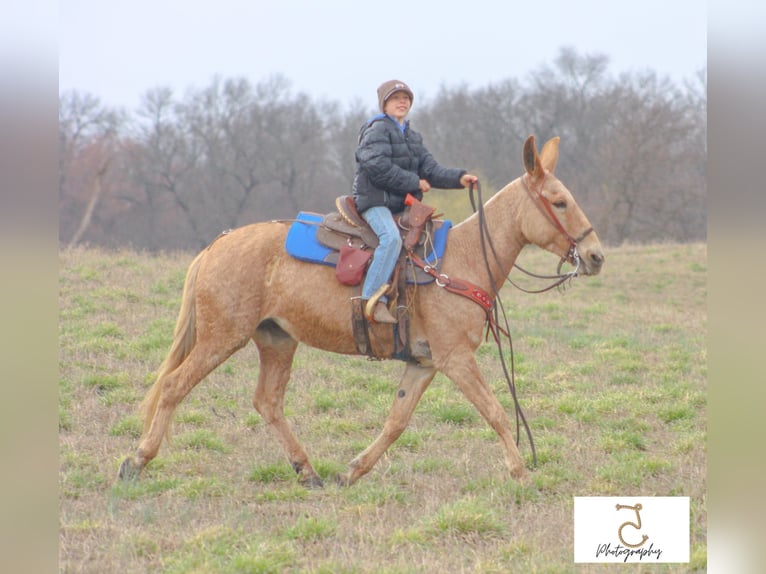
[118,135,605,487]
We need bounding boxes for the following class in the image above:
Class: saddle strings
[401,223,437,316]
[469,182,537,467]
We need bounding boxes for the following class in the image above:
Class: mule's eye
[553,200,567,209]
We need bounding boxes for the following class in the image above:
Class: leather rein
[462,176,593,466]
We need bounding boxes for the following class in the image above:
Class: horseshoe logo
[615,503,649,548]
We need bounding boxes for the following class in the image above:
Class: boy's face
[383,91,412,122]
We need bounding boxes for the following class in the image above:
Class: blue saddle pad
[285,211,451,283]
[285,212,334,265]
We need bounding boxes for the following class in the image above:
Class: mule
[118,135,605,487]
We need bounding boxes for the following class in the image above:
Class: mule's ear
[539,136,560,173]
[523,135,537,175]
[523,134,545,182]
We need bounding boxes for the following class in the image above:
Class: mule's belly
[268,308,399,358]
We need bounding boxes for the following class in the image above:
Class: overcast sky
[58,0,707,112]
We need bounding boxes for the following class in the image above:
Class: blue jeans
[361,206,402,303]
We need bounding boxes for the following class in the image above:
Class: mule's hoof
[299,474,324,489]
[117,457,141,481]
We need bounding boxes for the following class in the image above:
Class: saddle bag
[335,243,372,286]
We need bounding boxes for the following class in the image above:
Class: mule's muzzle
[582,248,605,275]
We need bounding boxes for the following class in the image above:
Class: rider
[352,79,478,323]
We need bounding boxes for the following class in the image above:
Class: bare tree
[126,87,211,248]
[257,88,333,215]
[417,80,526,187]
[327,100,369,190]
[58,49,707,251]
[593,72,704,243]
[58,91,122,246]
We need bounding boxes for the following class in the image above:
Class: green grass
[109,477,182,501]
[279,515,338,541]
[430,401,479,425]
[249,462,294,483]
[59,242,707,572]
[82,372,127,393]
[161,527,298,574]
[110,415,143,438]
[426,496,507,538]
[175,429,230,452]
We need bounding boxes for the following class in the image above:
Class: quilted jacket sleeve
[417,145,466,189]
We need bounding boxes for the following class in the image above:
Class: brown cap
[377,79,414,112]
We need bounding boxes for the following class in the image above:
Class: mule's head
[519,135,604,276]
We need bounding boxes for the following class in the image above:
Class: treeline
[59,48,706,251]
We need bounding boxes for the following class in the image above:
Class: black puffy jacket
[352,115,466,215]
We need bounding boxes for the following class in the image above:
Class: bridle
[522,173,594,260]
[507,174,594,293]
[468,177,594,294]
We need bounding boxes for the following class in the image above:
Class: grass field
[59,241,707,573]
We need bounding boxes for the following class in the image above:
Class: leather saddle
[317,194,440,254]
[317,196,380,251]
[315,195,444,283]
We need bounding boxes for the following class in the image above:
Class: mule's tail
[139,249,207,441]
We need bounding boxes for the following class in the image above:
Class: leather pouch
[335,244,372,286]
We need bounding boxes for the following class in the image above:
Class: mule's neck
[446,179,529,293]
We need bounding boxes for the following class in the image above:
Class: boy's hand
[460,173,479,187]
[418,179,431,193]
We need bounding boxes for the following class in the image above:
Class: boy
[352,79,478,323]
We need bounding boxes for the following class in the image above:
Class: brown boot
[365,300,397,324]
[364,284,397,324]
[373,301,397,324]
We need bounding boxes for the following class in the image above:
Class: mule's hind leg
[118,340,245,480]
[337,361,436,486]
[252,320,322,488]
[441,351,527,480]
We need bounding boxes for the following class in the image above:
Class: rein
[468,180,537,467]
[463,175,596,466]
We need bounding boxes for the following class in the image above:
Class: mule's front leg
[442,352,528,481]
[336,362,436,486]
